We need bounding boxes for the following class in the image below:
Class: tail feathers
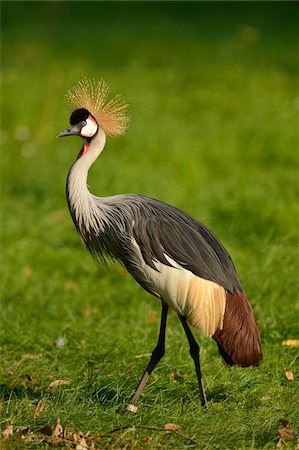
[213,290,262,368]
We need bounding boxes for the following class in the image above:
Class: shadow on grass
[0,379,208,407]
[207,384,231,403]
[0,382,44,402]
[91,384,125,406]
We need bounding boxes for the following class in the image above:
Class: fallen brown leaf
[279,419,289,427]
[276,437,283,448]
[21,433,36,442]
[52,418,63,441]
[9,354,42,371]
[164,423,181,431]
[21,353,41,360]
[47,379,71,388]
[76,434,88,450]
[170,371,188,382]
[2,425,13,438]
[34,399,45,419]
[143,435,152,443]
[64,430,78,442]
[261,396,271,401]
[282,339,299,347]
[285,369,294,381]
[12,423,97,448]
[278,427,295,440]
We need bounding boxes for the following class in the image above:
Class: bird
[57,78,262,412]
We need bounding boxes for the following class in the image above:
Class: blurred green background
[1,2,299,448]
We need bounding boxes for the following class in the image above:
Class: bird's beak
[56,123,81,138]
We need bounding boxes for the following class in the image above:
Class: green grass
[1,2,299,448]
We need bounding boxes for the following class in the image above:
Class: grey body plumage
[59,79,262,411]
[66,190,241,296]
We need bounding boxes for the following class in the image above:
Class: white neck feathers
[66,129,106,233]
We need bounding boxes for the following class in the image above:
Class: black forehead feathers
[70,108,90,125]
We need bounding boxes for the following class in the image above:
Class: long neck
[66,128,106,233]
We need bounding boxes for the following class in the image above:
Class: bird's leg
[126,301,168,413]
[179,315,207,408]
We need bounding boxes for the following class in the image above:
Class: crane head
[57,108,98,139]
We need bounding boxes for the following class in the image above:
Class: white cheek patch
[81,118,98,137]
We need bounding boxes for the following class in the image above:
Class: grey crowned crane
[57,79,262,412]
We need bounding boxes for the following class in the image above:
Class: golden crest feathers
[65,78,130,136]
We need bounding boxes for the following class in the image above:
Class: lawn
[1,2,299,448]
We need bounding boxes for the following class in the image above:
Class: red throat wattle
[76,115,95,159]
[77,142,90,159]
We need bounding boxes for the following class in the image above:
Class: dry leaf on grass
[9,353,42,370]
[2,425,13,438]
[34,399,45,419]
[279,419,289,427]
[21,353,41,360]
[261,396,271,401]
[3,421,197,448]
[21,433,36,442]
[170,371,188,382]
[282,339,299,346]
[284,369,294,381]
[8,420,95,448]
[276,438,283,448]
[52,418,64,441]
[276,426,296,448]
[47,379,71,388]
[278,428,294,440]
[76,435,88,450]
[164,423,181,431]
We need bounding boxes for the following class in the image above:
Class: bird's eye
[81,121,87,127]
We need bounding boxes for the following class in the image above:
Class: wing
[129,196,242,295]
[82,193,241,295]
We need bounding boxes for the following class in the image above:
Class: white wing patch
[131,239,226,336]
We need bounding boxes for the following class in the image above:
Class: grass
[1,1,299,448]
